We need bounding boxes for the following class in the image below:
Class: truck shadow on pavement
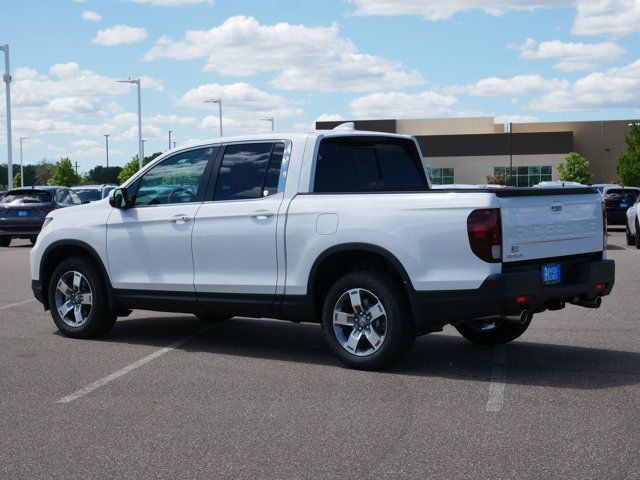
[95,314,640,391]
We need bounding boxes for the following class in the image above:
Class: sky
[0,0,639,173]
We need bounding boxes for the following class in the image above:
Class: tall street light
[203,99,223,137]
[1,44,13,190]
[19,136,28,187]
[168,130,172,151]
[104,134,110,168]
[141,139,146,163]
[260,117,275,132]
[117,78,143,169]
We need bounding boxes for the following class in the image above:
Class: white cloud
[348,90,457,118]
[81,10,101,22]
[148,114,196,125]
[316,114,345,122]
[515,38,626,71]
[350,0,574,21]
[494,114,539,123]
[447,74,569,96]
[126,0,212,5]
[528,58,640,111]
[71,139,101,148]
[144,16,423,92]
[573,0,640,37]
[93,24,148,46]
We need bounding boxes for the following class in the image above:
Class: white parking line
[56,325,213,404]
[486,345,508,413]
[0,299,37,310]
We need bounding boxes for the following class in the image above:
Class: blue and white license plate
[17,210,29,217]
[542,263,561,285]
[620,203,628,208]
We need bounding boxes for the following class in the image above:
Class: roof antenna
[332,122,355,131]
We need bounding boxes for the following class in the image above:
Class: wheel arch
[40,240,116,311]
[307,243,422,329]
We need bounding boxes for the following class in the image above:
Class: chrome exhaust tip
[504,309,531,324]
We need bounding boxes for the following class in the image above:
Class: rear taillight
[602,201,607,250]
[467,208,502,263]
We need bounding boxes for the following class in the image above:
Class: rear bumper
[0,220,44,237]
[606,210,627,225]
[412,258,614,333]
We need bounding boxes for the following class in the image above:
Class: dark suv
[603,187,640,226]
[0,186,83,247]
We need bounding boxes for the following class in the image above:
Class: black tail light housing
[467,208,502,263]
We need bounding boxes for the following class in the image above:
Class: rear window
[1,190,53,204]
[605,189,639,204]
[74,189,101,202]
[313,137,427,193]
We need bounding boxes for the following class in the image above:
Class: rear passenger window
[214,142,285,201]
[314,137,428,193]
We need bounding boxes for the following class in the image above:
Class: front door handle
[250,210,274,220]
[171,215,191,225]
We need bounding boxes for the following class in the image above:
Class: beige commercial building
[316,117,635,186]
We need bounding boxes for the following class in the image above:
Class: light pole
[168,130,172,151]
[1,44,13,190]
[19,136,28,187]
[203,99,223,137]
[141,139,146,162]
[117,78,143,169]
[260,117,275,132]
[104,134,110,168]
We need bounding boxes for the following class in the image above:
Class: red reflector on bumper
[595,283,606,290]
[516,295,532,304]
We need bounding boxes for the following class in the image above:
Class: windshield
[74,189,102,202]
[605,189,639,204]
[1,190,53,204]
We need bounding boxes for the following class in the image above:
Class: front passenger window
[134,147,215,206]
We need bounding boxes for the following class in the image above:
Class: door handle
[171,215,191,225]
[250,210,274,220]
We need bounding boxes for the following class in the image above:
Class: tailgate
[498,189,604,262]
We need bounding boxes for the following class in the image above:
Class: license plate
[542,263,561,285]
[620,203,628,208]
[17,210,29,217]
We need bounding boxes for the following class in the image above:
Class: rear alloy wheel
[0,237,10,247]
[322,271,414,370]
[48,257,116,338]
[455,316,532,345]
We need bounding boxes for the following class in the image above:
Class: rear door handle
[250,210,274,220]
[171,214,191,225]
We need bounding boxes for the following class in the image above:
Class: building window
[494,166,552,187]
[429,167,454,185]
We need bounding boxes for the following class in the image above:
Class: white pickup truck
[30,128,615,369]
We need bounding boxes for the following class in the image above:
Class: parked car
[0,186,83,247]
[591,183,621,194]
[533,181,589,188]
[71,184,117,203]
[626,194,640,248]
[602,186,640,226]
[30,130,614,370]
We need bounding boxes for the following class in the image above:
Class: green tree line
[1,152,162,190]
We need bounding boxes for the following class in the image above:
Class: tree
[13,172,21,187]
[35,160,55,185]
[486,172,511,186]
[117,152,161,184]
[49,157,81,187]
[618,123,640,186]
[557,152,592,184]
[86,165,123,184]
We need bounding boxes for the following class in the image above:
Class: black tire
[636,219,640,249]
[321,271,414,370]
[48,256,116,338]
[455,316,532,345]
[0,237,10,247]
[194,313,233,322]
[626,222,634,246]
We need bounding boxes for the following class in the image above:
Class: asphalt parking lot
[1,230,639,480]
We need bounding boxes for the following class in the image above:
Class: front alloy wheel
[54,271,93,328]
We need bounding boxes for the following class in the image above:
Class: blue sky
[1,0,639,173]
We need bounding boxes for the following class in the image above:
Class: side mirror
[109,187,132,209]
